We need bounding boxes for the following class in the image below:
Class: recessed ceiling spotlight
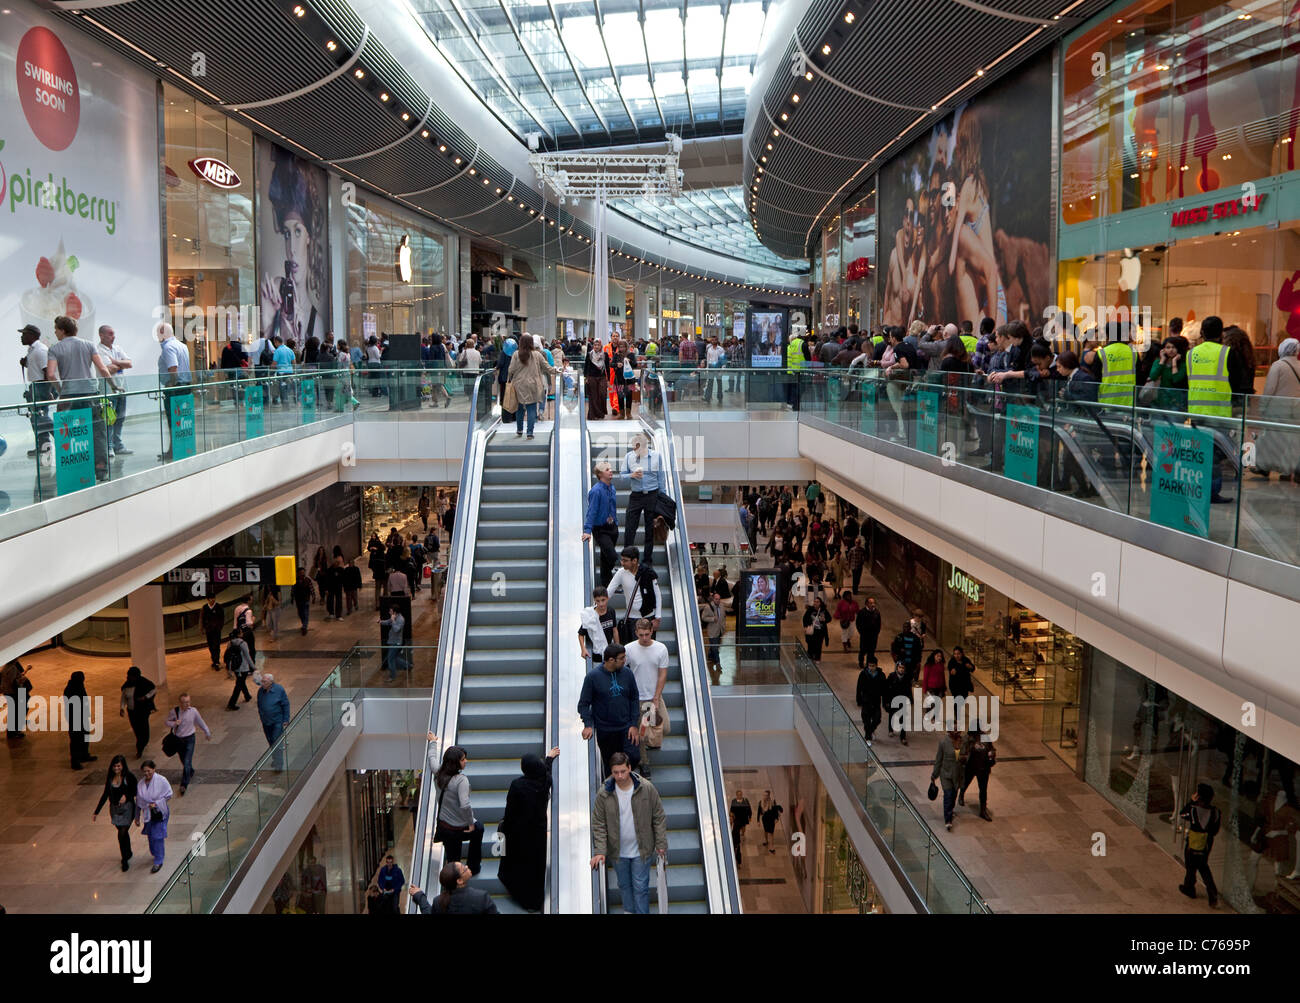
[791,94,800,103]
[469,167,476,174]
[821,44,831,55]
[401,112,410,121]
[766,142,773,150]
[380,92,389,101]
[293,4,305,17]
[773,128,779,137]
[439,144,447,152]
[421,129,430,138]
[326,40,337,51]
[354,68,365,79]
[780,112,788,121]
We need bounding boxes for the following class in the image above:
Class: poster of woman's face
[255,138,330,346]
[877,54,1052,332]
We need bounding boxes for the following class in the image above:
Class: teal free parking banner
[1150,422,1212,538]
[916,389,940,454]
[859,376,878,437]
[53,407,95,494]
[245,383,264,439]
[302,378,317,423]
[170,394,196,460]
[1004,404,1040,484]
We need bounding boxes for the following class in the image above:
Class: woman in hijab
[497,745,560,911]
[63,671,96,770]
[1252,337,1300,480]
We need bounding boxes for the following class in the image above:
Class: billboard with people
[747,309,786,368]
[877,53,1052,331]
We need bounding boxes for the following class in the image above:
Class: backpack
[224,642,243,674]
[258,340,274,367]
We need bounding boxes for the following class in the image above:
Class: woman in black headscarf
[497,745,560,911]
[63,671,96,770]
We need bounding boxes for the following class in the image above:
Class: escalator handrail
[576,374,609,915]
[644,372,742,913]
[545,374,561,913]
[408,372,498,904]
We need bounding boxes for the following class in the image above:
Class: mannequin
[1249,790,1300,895]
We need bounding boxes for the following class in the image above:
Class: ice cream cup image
[20,288,94,340]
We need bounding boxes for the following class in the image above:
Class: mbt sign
[187,156,241,190]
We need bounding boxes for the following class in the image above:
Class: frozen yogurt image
[20,239,93,339]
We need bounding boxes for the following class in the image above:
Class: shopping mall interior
[0,0,1298,941]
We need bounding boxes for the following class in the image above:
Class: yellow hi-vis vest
[959,335,978,356]
[1187,341,1232,417]
[786,337,805,373]
[1097,342,1136,405]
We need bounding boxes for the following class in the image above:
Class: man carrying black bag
[623,434,665,567]
[607,547,662,642]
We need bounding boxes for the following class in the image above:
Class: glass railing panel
[1239,392,1300,565]
[926,845,975,914]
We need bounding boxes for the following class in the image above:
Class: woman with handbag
[802,595,830,665]
[506,334,556,439]
[134,759,173,873]
[93,754,138,871]
[428,734,484,875]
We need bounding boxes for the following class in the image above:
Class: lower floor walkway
[0,589,442,914]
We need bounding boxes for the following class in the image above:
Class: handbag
[502,381,518,413]
[109,801,133,827]
[161,708,181,757]
[1137,380,1159,406]
[927,780,939,801]
[149,807,164,824]
[653,490,677,530]
[643,701,664,749]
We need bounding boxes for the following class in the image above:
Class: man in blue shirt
[622,434,664,568]
[582,460,619,584]
[156,321,192,461]
[273,337,297,405]
[256,672,291,770]
[577,643,641,777]
[375,853,405,914]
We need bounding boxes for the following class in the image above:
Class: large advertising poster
[296,482,363,564]
[747,308,786,368]
[255,137,330,347]
[0,4,161,385]
[877,54,1052,331]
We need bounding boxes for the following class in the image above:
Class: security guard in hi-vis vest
[786,324,806,411]
[1097,340,1137,406]
[1186,315,1234,503]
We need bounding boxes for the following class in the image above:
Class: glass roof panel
[611,186,809,275]
[409,0,769,145]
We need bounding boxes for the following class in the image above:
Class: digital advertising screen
[738,570,779,630]
[747,308,786,368]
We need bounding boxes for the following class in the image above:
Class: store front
[1059,0,1300,357]
[347,191,455,342]
[162,82,256,371]
[868,520,940,628]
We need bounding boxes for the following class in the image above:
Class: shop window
[162,84,256,370]
[347,197,451,342]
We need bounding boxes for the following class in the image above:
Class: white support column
[634,284,649,343]
[128,585,167,685]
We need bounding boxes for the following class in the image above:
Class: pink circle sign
[16,26,80,151]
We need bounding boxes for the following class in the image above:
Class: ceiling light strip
[327,95,436,164]
[227,25,371,110]
[396,145,483,198]
[789,33,929,112]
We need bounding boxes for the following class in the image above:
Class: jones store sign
[947,566,981,604]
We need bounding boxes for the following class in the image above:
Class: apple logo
[1118,248,1141,291]
[396,234,412,283]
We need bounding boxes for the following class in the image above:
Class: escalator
[411,377,554,913]
[581,376,740,913]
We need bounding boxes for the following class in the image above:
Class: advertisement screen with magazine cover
[738,570,778,629]
[0,4,162,388]
[255,137,330,348]
[876,53,1052,332]
[747,309,786,368]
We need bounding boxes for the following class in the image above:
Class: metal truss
[529,134,684,201]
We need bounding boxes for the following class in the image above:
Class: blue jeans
[107,393,126,449]
[614,855,652,914]
[942,782,957,824]
[178,733,196,788]
[263,721,286,769]
[385,644,406,681]
[515,401,538,435]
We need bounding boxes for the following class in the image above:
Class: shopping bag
[503,382,518,413]
[656,855,669,914]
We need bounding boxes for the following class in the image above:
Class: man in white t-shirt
[704,337,726,404]
[96,325,133,454]
[20,324,52,456]
[623,618,669,778]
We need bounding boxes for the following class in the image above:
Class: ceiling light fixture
[822,44,831,55]
[766,143,773,150]
[780,112,788,121]
[354,68,365,79]
[401,112,410,121]
[439,144,447,152]
[804,71,813,81]
[380,92,389,101]
[454,157,462,164]
[293,4,305,17]
[421,129,429,138]
[976,68,984,76]
[326,40,337,52]
[791,94,800,103]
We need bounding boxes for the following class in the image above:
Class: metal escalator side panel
[645,376,742,913]
[409,374,496,905]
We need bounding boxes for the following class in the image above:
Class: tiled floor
[725,767,808,914]
[719,496,1215,914]
[0,587,441,914]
